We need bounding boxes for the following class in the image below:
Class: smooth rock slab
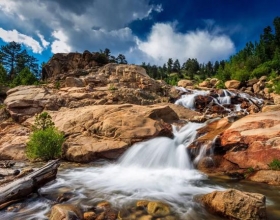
[199,189,267,220]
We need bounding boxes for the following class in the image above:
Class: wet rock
[246,78,259,86]
[177,80,194,88]
[247,170,280,185]
[225,80,241,89]
[147,201,170,217]
[262,104,280,112]
[49,204,83,220]
[199,81,210,88]
[56,192,76,203]
[136,200,150,208]
[259,76,268,82]
[95,208,118,220]
[84,211,97,220]
[96,201,111,211]
[199,189,267,220]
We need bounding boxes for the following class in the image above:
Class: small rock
[147,201,170,217]
[84,211,97,220]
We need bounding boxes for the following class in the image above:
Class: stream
[0,89,279,219]
[1,121,280,219]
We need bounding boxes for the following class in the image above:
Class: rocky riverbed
[1,52,280,219]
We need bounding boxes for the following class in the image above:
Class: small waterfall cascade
[119,122,205,169]
[174,87,264,116]
[217,89,235,104]
[193,135,219,166]
[175,89,209,110]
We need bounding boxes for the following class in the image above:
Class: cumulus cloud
[51,30,71,53]
[37,32,50,48]
[137,23,236,65]
[0,0,161,59]
[0,28,44,53]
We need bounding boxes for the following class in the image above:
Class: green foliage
[12,67,38,86]
[251,62,272,78]
[232,69,250,82]
[268,159,280,170]
[108,84,117,91]
[33,112,55,131]
[272,80,280,94]
[27,112,63,161]
[55,81,60,90]
[26,127,64,161]
[215,80,225,89]
[0,64,7,84]
[247,167,255,173]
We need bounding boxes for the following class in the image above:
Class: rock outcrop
[12,103,196,163]
[42,51,100,81]
[220,111,280,170]
[199,189,267,220]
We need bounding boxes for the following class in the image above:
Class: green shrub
[108,84,117,91]
[26,112,64,161]
[26,127,64,161]
[268,159,280,170]
[273,80,280,94]
[33,112,55,131]
[215,81,225,89]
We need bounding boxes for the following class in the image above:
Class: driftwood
[0,159,60,209]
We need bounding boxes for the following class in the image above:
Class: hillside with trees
[142,16,280,86]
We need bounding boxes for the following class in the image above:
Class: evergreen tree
[0,64,7,84]
[0,41,22,79]
[167,58,173,74]
[12,67,38,86]
[116,54,127,64]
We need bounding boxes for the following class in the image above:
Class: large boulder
[225,80,241,89]
[247,170,280,185]
[95,63,168,94]
[220,111,280,169]
[199,189,266,220]
[4,86,61,122]
[24,104,183,162]
[0,122,30,160]
[42,51,99,81]
[177,80,194,88]
[49,204,83,220]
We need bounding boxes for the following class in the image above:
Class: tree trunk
[0,159,60,209]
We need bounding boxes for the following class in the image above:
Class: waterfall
[119,122,204,169]
[175,90,209,110]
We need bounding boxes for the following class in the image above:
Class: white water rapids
[0,122,224,220]
[41,122,222,219]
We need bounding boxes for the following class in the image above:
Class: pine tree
[0,41,22,79]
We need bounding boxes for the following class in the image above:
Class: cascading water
[175,90,209,110]
[20,122,222,219]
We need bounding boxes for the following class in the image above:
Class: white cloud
[137,23,236,65]
[0,27,43,53]
[51,30,71,53]
[37,32,50,48]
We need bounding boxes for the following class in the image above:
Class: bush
[26,112,64,161]
[268,159,280,170]
[26,127,64,161]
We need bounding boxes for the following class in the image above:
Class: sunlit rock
[199,189,266,220]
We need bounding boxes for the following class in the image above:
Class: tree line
[1,16,280,88]
[0,42,40,86]
[142,16,280,85]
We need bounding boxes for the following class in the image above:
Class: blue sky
[0,0,279,66]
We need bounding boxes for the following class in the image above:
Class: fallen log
[0,159,60,209]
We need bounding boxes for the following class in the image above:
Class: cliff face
[42,51,100,81]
